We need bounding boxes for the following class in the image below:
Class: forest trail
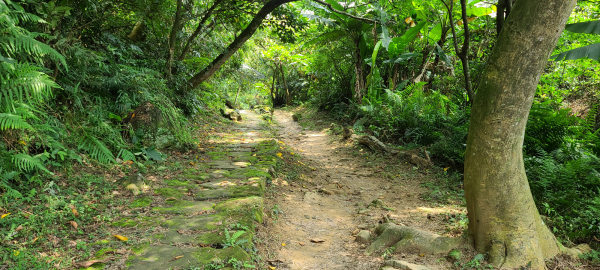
[258,110,464,270]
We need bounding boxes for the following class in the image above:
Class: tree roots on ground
[366,223,464,255]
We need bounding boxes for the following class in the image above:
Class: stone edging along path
[90,110,279,269]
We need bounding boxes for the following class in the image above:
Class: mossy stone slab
[227,151,252,157]
[111,216,164,228]
[209,160,239,169]
[161,215,223,231]
[155,188,187,199]
[152,200,214,214]
[194,189,234,201]
[210,169,231,178]
[126,245,249,270]
[151,229,253,248]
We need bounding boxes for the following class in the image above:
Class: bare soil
[257,109,468,270]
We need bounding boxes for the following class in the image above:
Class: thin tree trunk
[178,0,222,61]
[444,0,474,104]
[354,39,365,103]
[165,0,185,76]
[464,0,576,269]
[128,7,152,42]
[280,64,290,105]
[496,0,507,35]
[187,0,297,90]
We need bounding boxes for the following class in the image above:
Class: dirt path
[260,110,464,270]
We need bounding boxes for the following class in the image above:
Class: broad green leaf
[388,21,427,56]
[467,6,494,17]
[434,43,452,66]
[372,40,383,67]
[324,0,348,21]
[552,43,600,62]
[381,25,391,49]
[429,23,442,42]
[359,34,368,60]
[564,20,600,35]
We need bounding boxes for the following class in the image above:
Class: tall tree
[463,0,576,268]
[165,0,185,76]
[186,0,297,89]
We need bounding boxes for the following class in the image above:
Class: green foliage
[222,229,248,249]
[78,135,115,164]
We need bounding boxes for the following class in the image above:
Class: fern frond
[0,113,33,130]
[117,148,136,162]
[79,135,115,164]
[0,62,58,111]
[12,153,53,175]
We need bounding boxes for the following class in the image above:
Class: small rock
[319,188,333,195]
[355,230,370,243]
[357,223,371,229]
[304,215,310,219]
[126,184,141,195]
[292,114,299,122]
[385,260,431,270]
[358,209,369,214]
[369,199,384,207]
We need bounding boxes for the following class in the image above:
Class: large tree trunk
[187,0,297,89]
[463,0,576,269]
[177,0,222,61]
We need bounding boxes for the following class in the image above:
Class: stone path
[88,110,278,269]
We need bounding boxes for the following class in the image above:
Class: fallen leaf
[32,237,40,243]
[310,239,325,243]
[70,206,80,217]
[1,213,10,219]
[78,259,108,267]
[420,253,425,257]
[298,242,305,246]
[15,225,24,232]
[194,180,203,184]
[113,235,128,241]
[168,255,183,262]
[281,243,286,246]
[68,221,78,229]
[269,267,276,270]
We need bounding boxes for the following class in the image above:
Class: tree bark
[354,38,365,103]
[463,0,576,269]
[187,0,297,89]
[165,0,185,76]
[178,0,222,61]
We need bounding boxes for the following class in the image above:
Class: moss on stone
[152,200,214,214]
[166,179,192,187]
[215,196,264,223]
[193,246,250,265]
[155,187,187,198]
[243,169,271,180]
[130,197,153,208]
[131,243,150,255]
[111,216,162,228]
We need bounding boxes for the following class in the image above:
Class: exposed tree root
[366,223,464,255]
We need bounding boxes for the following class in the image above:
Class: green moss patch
[152,200,214,214]
[215,196,264,223]
[130,197,153,208]
[111,216,162,228]
[161,215,224,231]
[155,187,187,198]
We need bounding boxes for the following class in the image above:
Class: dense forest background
[1,0,600,266]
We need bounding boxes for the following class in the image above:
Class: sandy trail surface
[259,110,461,270]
